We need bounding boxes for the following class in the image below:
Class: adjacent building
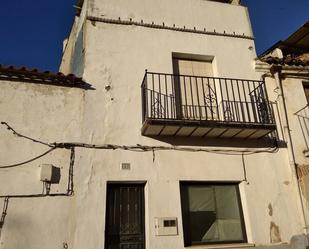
[0,1,308,249]
[257,21,309,247]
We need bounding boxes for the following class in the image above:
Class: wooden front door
[105,184,145,249]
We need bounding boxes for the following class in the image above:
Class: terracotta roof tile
[262,55,309,67]
[0,65,93,90]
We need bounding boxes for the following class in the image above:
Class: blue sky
[0,1,308,72]
[243,0,309,55]
[0,0,75,71]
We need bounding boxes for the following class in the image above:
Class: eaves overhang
[75,0,84,16]
[0,65,93,90]
[255,59,309,75]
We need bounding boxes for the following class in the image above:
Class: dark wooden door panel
[105,184,145,249]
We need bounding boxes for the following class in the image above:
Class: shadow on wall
[147,134,286,149]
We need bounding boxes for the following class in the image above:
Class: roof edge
[0,65,94,90]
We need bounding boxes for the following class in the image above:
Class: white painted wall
[70,14,303,248]
[274,76,309,233]
[88,0,252,37]
[0,81,84,248]
[0,1,306,249]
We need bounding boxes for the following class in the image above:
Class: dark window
[164,220,177,227]
[303,82,309,104]
[180,182,247,246]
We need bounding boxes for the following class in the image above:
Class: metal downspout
[270,65,309,243]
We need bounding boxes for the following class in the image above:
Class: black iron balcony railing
[141,71,276,138]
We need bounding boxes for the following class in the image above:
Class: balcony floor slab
[141,118,276,139]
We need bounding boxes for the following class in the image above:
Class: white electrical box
[40,164,54,182]
[155,217,178,236]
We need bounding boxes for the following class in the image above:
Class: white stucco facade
[0,1,307,249]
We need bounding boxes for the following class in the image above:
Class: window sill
[185,243,255,249]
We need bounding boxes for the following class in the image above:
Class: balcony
[141,71,276,139]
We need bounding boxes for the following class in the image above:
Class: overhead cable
[0,121,279,170]
[1,122,54,148]
[0,147,57,169]
[53,142,278,155]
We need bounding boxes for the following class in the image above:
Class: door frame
[104,181,146,249]
[172,54,215,120]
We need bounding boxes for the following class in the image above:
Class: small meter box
[40,164,61,183]
[155,217,178,236]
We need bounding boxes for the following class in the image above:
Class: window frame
[179,181,247,246]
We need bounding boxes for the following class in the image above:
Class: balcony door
[172,58,217,120]
[105,184,145,249]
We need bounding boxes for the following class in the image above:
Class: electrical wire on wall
[0,121,279,235]
[0,121,279,169]
[0,197,9,239]
[1,122,54,148]
[241,153,249,184]
[0,146,76,198]
[0,147,57,169]
[0,122,77,198]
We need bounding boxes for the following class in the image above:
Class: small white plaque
[155,217,178,236]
